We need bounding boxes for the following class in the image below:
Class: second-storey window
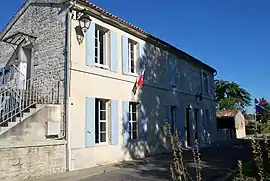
[128,39,137,74]
[129,102,138,140]
[202,71,209,94]
[95,99,108,144]
[95,26,108,68]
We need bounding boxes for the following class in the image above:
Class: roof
[76,0,216,73]
[216,110,240,119]
[0,0,216,73]
[244,114,255,121]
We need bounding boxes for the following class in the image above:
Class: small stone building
[216,110,246,140]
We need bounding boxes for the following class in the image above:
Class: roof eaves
[75,0,216,73]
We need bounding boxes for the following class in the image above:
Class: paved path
[33,139,254,181]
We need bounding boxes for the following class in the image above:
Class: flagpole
[254,98,257,132]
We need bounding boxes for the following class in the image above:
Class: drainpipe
[64,5,73,172]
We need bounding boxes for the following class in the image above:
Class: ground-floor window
[129,102,138,140]
[171,106,177,134]
[95,98,108,144]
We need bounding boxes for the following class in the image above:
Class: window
[128,102,138,140]
[95,99,108,144]
[128,39,137,74]
[202,71,209,94]
[95,26,108,68]
[171,106,177,134]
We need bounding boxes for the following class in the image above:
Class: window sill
[127,72,138,77]
[94,142,109,146]
[95,63,109,70]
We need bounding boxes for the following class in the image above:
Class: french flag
[255,98,265,113]
[132,68,145,95]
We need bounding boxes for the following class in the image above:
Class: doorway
[185,108,191,146]
[194,109,199,142]
[22,45,33,81]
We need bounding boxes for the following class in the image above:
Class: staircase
[0,71,60,136]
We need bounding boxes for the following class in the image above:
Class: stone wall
[0,105,61,142]
[0,1,69,136]
[0,141,66,181]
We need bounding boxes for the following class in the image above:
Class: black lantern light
[77,9,91,33]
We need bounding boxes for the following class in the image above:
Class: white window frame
[129,102,138,140]
[128,39,138,75]
[202,70,210,95]
[95,99,108,145]
[94,26,109,69]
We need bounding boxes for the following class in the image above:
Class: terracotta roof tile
[216,110,239,118]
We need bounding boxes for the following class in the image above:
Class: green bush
[246,122,270,135]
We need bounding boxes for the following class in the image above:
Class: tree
[215,80,251,112]
[256,98,270,123]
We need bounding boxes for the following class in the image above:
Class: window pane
[128,112,131,121]
[131,60,135,73]
[132,103,136,112]
[132,113,136,121]
[132,131,137,139]
[95,47,98,63]
[132,122,137,131]
[128,132,132,140]
[99,31,105,65]
[95,100,99,143]
[100,122,106,132]
[95,122,99,143]
[130,43,134,51]
[131,51,134,59]
[128,122,131,132]
[100,133,106,142]
[95,29,98,38]
[100,101,106,110]
[100,110,106,120]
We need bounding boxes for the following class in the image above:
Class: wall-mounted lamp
[196,92,203,102]
[76,9,92,33]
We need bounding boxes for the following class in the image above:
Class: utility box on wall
[45,121,61,137]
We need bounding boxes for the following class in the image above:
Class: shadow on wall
[122,40,183,160]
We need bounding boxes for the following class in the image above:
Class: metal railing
[0,77,60,131]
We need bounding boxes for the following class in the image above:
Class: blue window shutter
[122,101,129,144]
[85,97,95,147]
[201,70,204,94]
[111,100,119,145]
[122,35,128,74]
[110,31,118,72]
[139,42,146,73]
[140,104,148,141]
[207,75,210,95]
[172,60,176,86]
[86,22,95,66]
[167,60,172,86]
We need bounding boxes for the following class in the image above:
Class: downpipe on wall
[63,1,76,172]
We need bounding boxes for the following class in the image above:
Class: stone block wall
[0,1,69,136]
[0,141,66,181]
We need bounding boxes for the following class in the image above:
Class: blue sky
[1,0,269,113]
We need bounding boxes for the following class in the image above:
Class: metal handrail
[0,77,60,131]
